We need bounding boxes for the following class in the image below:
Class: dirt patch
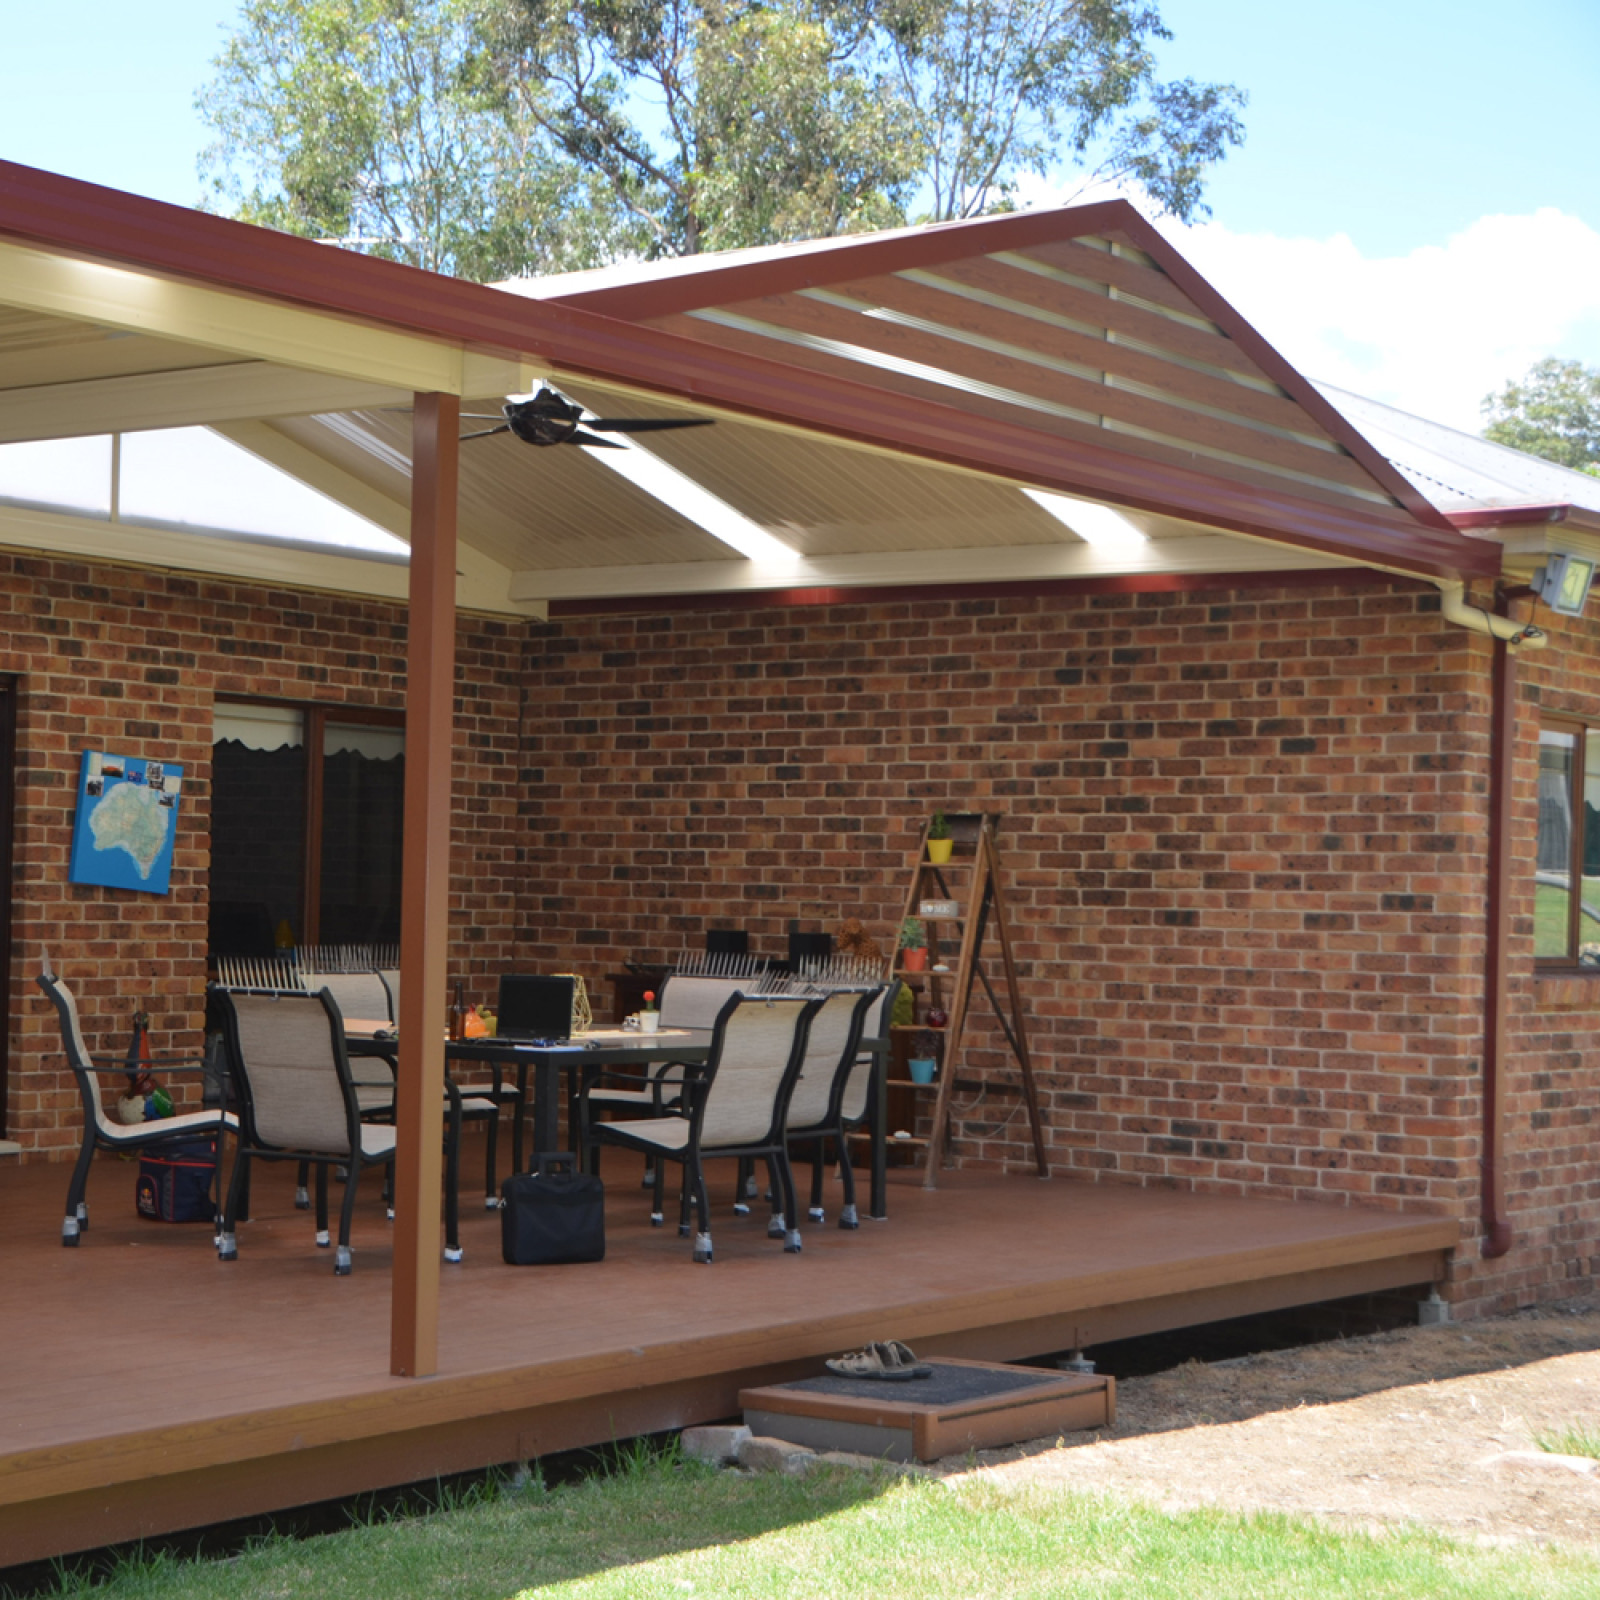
[943,1301,1600,1546]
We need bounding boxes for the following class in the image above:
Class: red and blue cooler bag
[135,1136,218,1223]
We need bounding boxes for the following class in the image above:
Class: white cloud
[1014,176,1600,433]
[1158,209,1600,432]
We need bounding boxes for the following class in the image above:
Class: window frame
[1534,714,1600,970]
[213,696,404,949]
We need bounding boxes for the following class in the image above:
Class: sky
[2,0,1598,436]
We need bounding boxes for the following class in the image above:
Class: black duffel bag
[500,1153,605,1265]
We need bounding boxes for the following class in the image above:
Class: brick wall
[2,552,528,1156]
[519,578,1502,1255]
[10,551,1598,1318]
[1488,598,1600,1314]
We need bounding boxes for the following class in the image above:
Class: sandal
[825,1340,933,1380]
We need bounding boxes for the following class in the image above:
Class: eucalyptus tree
[877,0,1244,221]
[199,0,1245,276]
[494,0,1245,253]
[198,0,648,278]
[487,0,922,256]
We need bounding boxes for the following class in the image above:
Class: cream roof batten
[0,238,473,394]
[0,364,413,444]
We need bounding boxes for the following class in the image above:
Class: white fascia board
[0,237,468,393]
[508,534,1350,602]
[0,502,548,619]
[0,364,413,443]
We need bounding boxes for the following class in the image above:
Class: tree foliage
[198,0,1245,275]
[496,0,1245,254]
[198,0,647,278]
[878,0,1246,222]
[1482,359,1600,476]
[487,0,921,256]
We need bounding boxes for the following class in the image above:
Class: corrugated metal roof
[1315,383,1600,518]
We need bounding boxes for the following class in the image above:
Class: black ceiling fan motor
[503,387,587,446]
[457,383,714,447]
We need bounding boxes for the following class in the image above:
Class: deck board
[0,1150,1457,1563]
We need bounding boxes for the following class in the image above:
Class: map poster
[68,749,182,896]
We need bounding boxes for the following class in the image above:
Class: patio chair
[783,985,889,1229]
[582,993,820,1262]
[36,957,238,1247]
[213,987,491,1272]
[290,969,398,1209]
[581,975,747,1188]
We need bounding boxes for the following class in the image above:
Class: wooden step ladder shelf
[888,812,1049,1188]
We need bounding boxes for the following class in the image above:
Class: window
[1535,721,1600,965]
[209,700,405,956]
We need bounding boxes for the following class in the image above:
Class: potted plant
[898,916,928,972]
[927,811,953,864]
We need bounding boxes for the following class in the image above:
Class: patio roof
[0,160,1502,612]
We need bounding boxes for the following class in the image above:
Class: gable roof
[0,161,1500,601]
[517,204,1460,536]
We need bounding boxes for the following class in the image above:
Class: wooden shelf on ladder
[887,812,1049,1188]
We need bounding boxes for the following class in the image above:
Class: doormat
[740,1357,1113,1463]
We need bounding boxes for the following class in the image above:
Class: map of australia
[87,783,170,879]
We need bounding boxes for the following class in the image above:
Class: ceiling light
[1022,488,1148,554]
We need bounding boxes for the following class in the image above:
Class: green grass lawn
[26,1448,1600,1600]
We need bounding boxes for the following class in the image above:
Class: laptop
[496,974,577,1044]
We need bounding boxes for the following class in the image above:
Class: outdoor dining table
[343,1020,891,1219]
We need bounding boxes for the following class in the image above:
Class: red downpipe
[1481,601,1515,1258]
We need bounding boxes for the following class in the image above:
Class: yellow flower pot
[927,838,954,864]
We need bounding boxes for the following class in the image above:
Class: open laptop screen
[497,974,576,1042]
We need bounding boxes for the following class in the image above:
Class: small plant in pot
[898,916,928,972]
[927,811,954,864]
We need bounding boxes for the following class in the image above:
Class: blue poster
[68,750,182,896]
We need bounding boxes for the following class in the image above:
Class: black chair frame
[213,986,400,1275]
[581,994,822,1262]
[37,963,236,1247]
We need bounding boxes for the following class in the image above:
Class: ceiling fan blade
[566,428,626,448]
[383,407,505,419]
[459,424,512,440]
[584,418,714,433]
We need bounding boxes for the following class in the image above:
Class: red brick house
[1,159,1596,1353]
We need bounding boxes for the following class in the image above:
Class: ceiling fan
[458,383,713,449]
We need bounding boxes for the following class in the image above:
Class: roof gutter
[1447,503,1600,534]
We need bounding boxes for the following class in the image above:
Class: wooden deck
[0,1149,1458,1566]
